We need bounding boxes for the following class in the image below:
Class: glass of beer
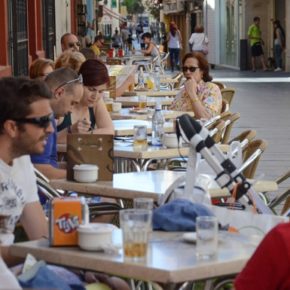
[133,125,147,148]
[119,209,152,261]
[138,95,147,109]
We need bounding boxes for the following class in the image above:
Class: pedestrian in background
[167,22,182,72]
[188,25,209,56]
[247,16,267,72]
[272,19,285,71]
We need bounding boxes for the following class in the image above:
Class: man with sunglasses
[61,32,81,52]
[90,35,105,57]
[0,77,53,265]
[31,67,84,179]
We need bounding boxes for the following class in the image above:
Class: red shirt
[235,223,290,290]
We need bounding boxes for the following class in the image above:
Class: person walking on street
[188,26,209,56]
[272,19,285,72]
[167,22,182,72]
[248,16,267,72]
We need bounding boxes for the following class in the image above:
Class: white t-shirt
[0,257,21,289]
[0,155,38,245]
[168,32,181,49]
[188,32,208,51]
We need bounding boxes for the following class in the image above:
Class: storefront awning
[102,6,127,22]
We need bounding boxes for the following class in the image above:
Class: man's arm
[20,201,48,240]
[34,163,66,180]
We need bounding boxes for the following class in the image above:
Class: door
[8,0,29,76]
[42,0,56,60]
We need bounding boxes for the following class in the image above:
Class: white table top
[10,231,257,285]
[122,90,179,97]
[50,170,278,202]
[111,108,194,121]
[115,96,174,107]
[113,119,174,136]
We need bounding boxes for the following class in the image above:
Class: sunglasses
[182,66,199,73]
[68,42,81,48]
[14,113,54,129]
[54,74,83,93]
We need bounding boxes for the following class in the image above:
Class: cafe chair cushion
[153,199,214,231]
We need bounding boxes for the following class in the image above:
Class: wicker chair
[221,88,235,107]
[220,112,241,144]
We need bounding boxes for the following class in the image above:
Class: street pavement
[211,67,290,210]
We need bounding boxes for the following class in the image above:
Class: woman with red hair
[57,59,114,143]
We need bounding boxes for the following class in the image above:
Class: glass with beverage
[133,125,147,148]
[138,95,147,109]
[119,209,152,261]
[196,216,218,259]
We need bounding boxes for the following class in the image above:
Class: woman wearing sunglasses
[170,52,222,119]
[57,59,114,143]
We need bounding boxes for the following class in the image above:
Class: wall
[285,0,290,71]
[55,0,72,57]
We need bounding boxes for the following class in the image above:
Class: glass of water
[196,216,218,259]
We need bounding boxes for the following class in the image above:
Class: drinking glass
[196,216,218,259]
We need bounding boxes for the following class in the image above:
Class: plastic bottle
[151,102,165,146]
[138,67,145,89]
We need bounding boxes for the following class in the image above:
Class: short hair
[79,59,109,87]
[194,25,204,33]
[142,32,152,40]
[182,52,213,82]
[253,16,260,22]
[61,33,73,45]
[0,77,52,133]
[29,58,54,79]
[54,51,86,72]
[45,67,80,92]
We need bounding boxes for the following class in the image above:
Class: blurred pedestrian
[167,22,182,72]
[247,16,267,71]
[272,19,285,71]
[188,25,209,56]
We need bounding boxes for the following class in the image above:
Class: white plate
[129,108,148,114]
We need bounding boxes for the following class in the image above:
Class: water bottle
[151,103,165,146]
[138,67,145,89]
[154,68,160,91]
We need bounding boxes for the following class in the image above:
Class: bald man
[61,33,80,52]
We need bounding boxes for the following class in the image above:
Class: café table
[115,96,174,108]
[122,89,179,97]
[10,230,258,289]
[111,108,194,121]
[49,170,278,204]
[113,119,174,136]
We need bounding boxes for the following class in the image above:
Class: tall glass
[119,209,152,261]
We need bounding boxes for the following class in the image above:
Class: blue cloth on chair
[153,199,214,231]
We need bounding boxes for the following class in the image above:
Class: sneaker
[274,67,282,72]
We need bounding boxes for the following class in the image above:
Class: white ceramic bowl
[162,133,182,148]
[77,223,115,251]
[73,164,99,183]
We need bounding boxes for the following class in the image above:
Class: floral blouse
[170,80,222,118]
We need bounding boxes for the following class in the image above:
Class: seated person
[235,222,290,290]
[31,67,84,179]
[29,58,54,80]
[170,52,222,120]
[55,50,86,73]
[141,32,160,59]
[57,58,114,143]
[90,35,105,57]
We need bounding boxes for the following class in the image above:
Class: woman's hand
[184,77,198,99]
[71,118,92,133]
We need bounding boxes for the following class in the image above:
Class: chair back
[209,119,227,143]
[159,52,169,73]
[220,112,241,144]
[240,139,268,179]
[212,81,226,90]
[221,88,235,107]
[221,99,229,114]
[173,72,185,89]
[228,129,257,153]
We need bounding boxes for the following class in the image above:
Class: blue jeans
[169,48,180,71]
[274,44,282,68]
